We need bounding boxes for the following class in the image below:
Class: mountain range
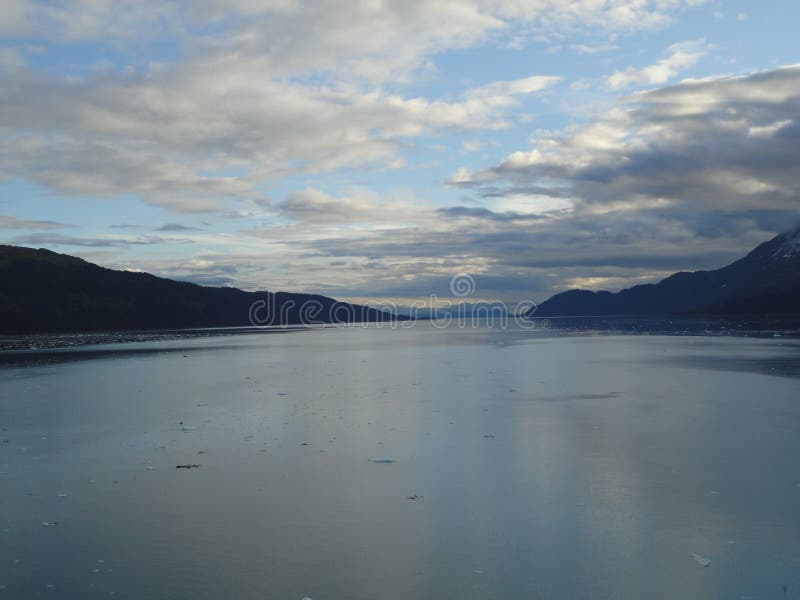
[530,227,800,317]
[2,228,799,335]
[0,245,394,334]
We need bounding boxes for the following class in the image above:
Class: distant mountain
[0,245,395,334]
[531,227,800,317]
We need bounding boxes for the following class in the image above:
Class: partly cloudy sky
[1,0,799,304]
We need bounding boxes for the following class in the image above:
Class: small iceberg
[692,553,711,567]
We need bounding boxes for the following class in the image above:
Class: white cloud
[467,75,561,98]
[0,1,706,211]
[571,43,619,54]
[461,141,482,153]
[277,187,430,226]
[606,40,709,89]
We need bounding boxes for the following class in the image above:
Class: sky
[1,0,799,306]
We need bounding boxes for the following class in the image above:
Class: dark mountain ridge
[531,228,800,317]
[0,245,395,334]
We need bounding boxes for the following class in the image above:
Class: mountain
[0,245,395,334]
[531,228,800,317]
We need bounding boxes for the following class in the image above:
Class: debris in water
[175,464,201,469]
[692,554,711,567]
[370,458,396,464]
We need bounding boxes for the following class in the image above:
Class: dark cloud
[437,206,546,221]
[155,223,202,231]
[465,65,800,219]
[0,214,75,230]
[11,233,190,247]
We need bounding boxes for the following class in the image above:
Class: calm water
[1,323,799,599]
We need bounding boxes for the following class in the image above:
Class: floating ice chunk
[692,554,711,567]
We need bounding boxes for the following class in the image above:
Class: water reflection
[1,326,798,598]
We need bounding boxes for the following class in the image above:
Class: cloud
[0,214,75,230]
[466,75,561,98]
[463,64,800,217]
[571,43,619,55]
[8,0,756,303]
[436,206,545,222]
[276,188,429,226]
[226,177,768,303]
[0,1,705,211]
[1,1,706,49]
[109,223,140,229]
[606,40,708,89]
[423,64,800,298]
[0,0,178,42]
[461,141,482,153]
[0,69,562,211]
[155,223,203,231]
[211,58,800,302]
[88,188,787,305]
[11,233,191,247]
[0,46,25,70]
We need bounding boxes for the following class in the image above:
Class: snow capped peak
[771,227,800,259]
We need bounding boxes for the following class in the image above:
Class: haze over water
[1,323,799,599]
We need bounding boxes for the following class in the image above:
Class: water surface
[1,324,799,599]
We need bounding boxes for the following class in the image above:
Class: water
[1,323,799,599]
